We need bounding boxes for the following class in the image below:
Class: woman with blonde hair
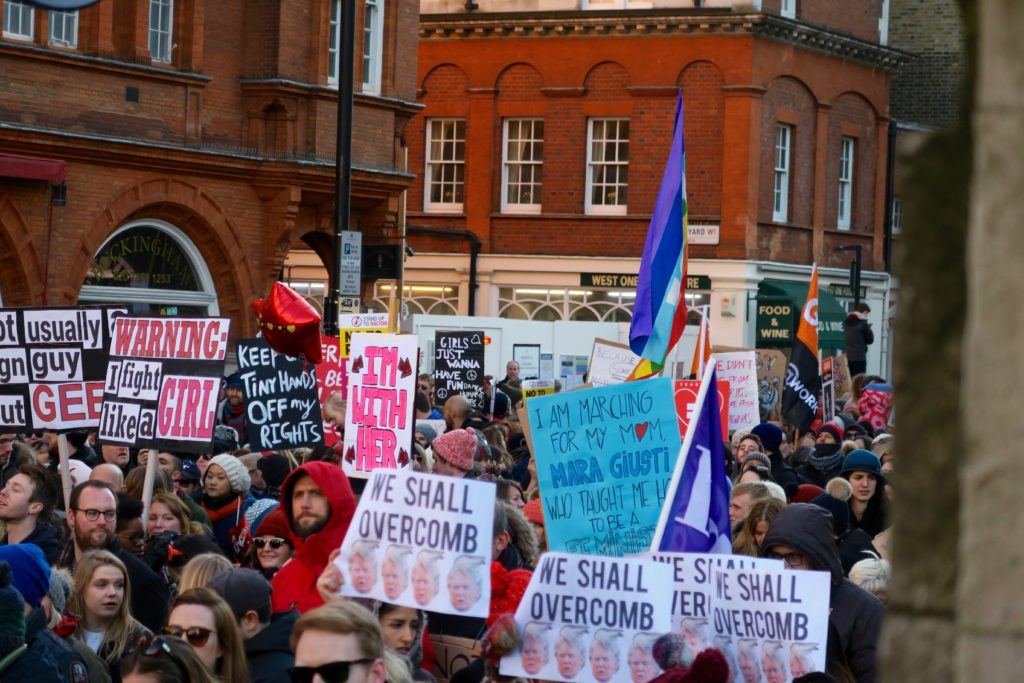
[732,497,786,557]
[166,587,249,683]
[178,553,233,593]
[147,492,207,537]
[70,550,151,680]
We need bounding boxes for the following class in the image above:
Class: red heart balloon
[252,282,323,363]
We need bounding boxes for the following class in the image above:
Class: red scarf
[202,496,240,523]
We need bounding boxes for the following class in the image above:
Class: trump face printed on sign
[555,626,587,680]
[412,550,442,606]
[381,545,411,601]
[447,555,485,612]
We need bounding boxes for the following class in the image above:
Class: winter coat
[246,609,299,683]
[93,623,151,683]
[838,528,878,576]
[843,314,874,363]
[199,493,255,560]
[271,462,356,614]
[0,521,64,566]
[761,504,884,682]
[769,451,800,499]
[23,606,91,683]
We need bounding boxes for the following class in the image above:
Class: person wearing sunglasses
[121,635,217,683]
[241,508,293,579]
[290,602,388,683]
[69,549,152,681]
[760,503,884,682]
[167,587,249,683]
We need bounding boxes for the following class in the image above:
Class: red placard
[674,379,730,442]
[316,337,348,446]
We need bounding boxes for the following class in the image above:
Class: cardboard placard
[820,357,835,422]
[588,339,643,387]
[710,567,831,682]
[342,333,417,475]
[316,337,348,447]
[713,352,760,432]
[334,469,495,617]
[499,552,673,683]
[0,306,125,432]
[832,353,852,402]
[237,338,323,450]
[339,313,390,358]
[522,378,556,402]
[755,349,788,422]
[99,316,230,451]
[429,635,482,683]
[528,377,681,556]
[673,379,730,442]
[645,552,782,636]
[433,330,485,410]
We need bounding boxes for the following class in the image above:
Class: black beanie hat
[0,561,26,657]
[810,478,853,535]
[257,454,292,489]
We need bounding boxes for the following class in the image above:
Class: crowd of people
[0,358,894,683]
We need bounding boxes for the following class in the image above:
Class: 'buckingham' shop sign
[580,273,712,290]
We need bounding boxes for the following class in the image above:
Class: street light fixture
[835,244,863,309]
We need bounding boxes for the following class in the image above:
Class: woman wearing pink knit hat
[431,428,479,478]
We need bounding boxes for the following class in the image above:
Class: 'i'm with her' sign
[0,306,124,431]
[99,316,230,452]
[343,333,417,476]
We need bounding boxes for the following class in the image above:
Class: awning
[0,153,67,182]
[756,279,846,350]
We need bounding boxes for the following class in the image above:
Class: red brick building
[394,0,902,373]
[0,0,419,341]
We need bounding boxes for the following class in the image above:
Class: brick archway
[71,177,261,337]
[0,197,45,306]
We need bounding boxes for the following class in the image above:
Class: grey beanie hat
[205,454,252,495]
[48,568,73,616]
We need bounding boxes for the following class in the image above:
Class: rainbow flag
[628,93,688,380]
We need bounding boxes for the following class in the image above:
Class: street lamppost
[835,244,863,309]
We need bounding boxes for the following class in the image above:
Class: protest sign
[430,635,481,683]
[644,552,782,636]
[710,566,830,682]
[0,306,124,431]
[522,378,556,402]
[343,333,417,475]
[713,352,759,431]
[433,330,485,410]
[755,349,787,422]
[334,468,496,618]
[339,313,389,358]
[316,336,348,446]
[99,316,230,452]
[514,343,541,380]
[821,357,835,421]
[236,338,323,450]
[673,380,730,441]
[588,339,643,387]
[528,377,681,556]
[499,552,673,683]
[560,354,589,390]
[832,353,852,401]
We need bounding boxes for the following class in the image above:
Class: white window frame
[581,0,654,9]
[780,0,797,19]
[501,118,544,214]
[891,196,902,236]
[48,9,78,48]
[148,0,174,64]
[585,118,630,216]
[362,0,384,94]
[3,1,34,41]
[838,136,855,230]
[328,0,341,87]
[79,219,220,315]
[773,124,792,223]
[424,119,466,213]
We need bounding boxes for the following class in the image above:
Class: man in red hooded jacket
[271,461,356,613]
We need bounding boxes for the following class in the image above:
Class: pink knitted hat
[432,428,478,471]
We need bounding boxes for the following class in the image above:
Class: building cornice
[238,78,424,115]
[418,11,909,70]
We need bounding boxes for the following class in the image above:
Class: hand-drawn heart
[345,446,356,464]
[635,422,649,441]
[398,448,409,466]
[351,355,364,373]
[398,357,412,378]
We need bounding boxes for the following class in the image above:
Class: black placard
[0,306,125,433]
[433,330,485,410]
[237,338,324,451]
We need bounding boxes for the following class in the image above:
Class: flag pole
[650,361,717,551]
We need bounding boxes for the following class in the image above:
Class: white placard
[499,552,673,683]
[588,339,643,387]
[334,469,496,618]
[713,351,760,431]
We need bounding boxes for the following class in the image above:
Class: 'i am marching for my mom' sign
[99,317,230,452]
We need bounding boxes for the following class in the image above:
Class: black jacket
[1,521,64,566]
[843,315,874,363]
[24,606,91,683]
[761,504,884,682]
[245,610,298,683]
[838,528,878,576]
[768,451,800,499]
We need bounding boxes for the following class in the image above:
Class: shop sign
[687,223,720,245]
[756,300,794,345]
[579,273,712,290]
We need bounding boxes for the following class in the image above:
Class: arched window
[79,219,219,315]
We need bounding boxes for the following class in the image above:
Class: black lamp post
[835,244,863,309]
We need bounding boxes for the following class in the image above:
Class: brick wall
[889,0,964,128]
[763,0,884,43]
[759,76,817,228]
[825,92,878,235]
